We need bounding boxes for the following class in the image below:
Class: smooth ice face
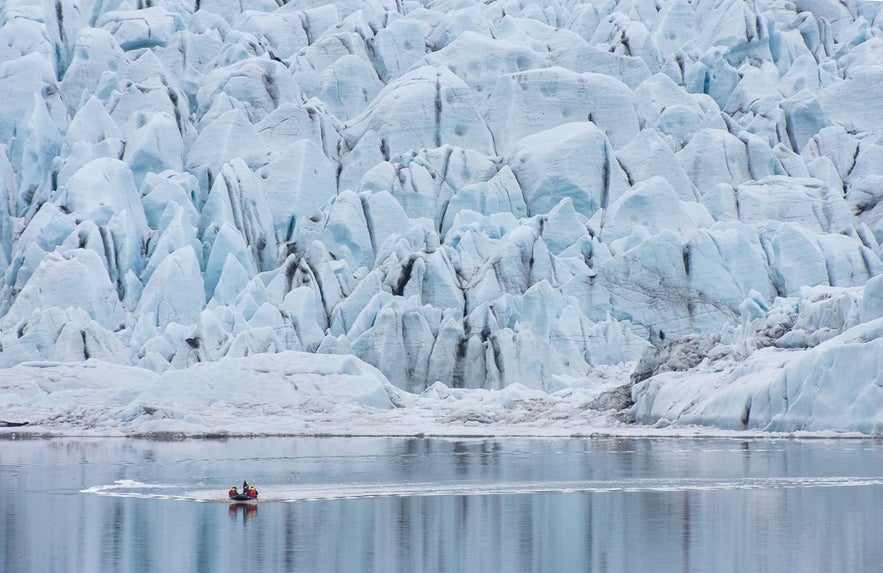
[136,245,206,328]
[482,67,640,154]
[344,65,496,158]
[54,158,149,233]
[2,0,883,435]
[0,52,66,143]
[186,109,269,180]
[259,139,337,241]
[3,249,125,330]
[599,176,709,251]
[506,122,629,218]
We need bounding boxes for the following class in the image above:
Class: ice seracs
[632,283,883,434]
[1,0,883,436]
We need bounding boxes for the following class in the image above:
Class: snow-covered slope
[2,0,883,435]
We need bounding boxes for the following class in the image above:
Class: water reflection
[228,503,258,522]
[3,437,883,572]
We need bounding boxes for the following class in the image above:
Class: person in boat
[235,480,258,499]
[228,486,239,499]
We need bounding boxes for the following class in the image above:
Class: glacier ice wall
[1,0,883,406]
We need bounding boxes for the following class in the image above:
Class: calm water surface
[3,436,883,572]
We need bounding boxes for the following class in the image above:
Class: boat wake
[81,475,883,503]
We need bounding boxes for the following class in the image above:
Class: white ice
[2,0,883,437]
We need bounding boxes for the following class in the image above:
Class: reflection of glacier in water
[83,475,883,503]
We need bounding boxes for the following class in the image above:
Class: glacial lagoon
[3,436,883,572]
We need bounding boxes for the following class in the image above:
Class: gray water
[3,437,883,573]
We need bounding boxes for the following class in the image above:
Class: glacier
[2,0,883,436]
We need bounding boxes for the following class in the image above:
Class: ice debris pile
[2,0,883,434]
[633,279,883,434]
